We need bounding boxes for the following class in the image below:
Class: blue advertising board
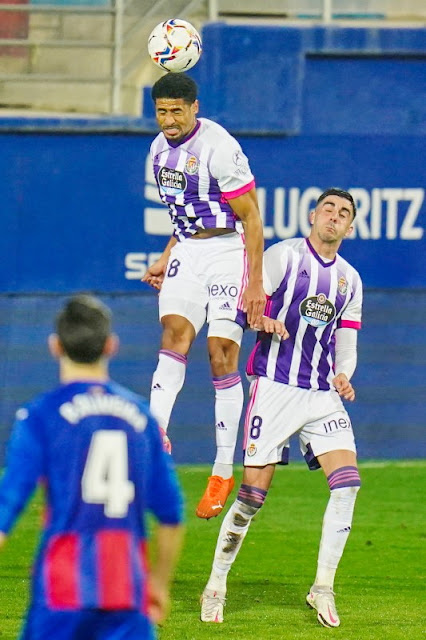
[0,132,424,292]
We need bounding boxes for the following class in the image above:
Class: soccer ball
[147,19,202,73]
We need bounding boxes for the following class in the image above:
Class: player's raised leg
[201,465,274,622]
[306,449,361,628]
[150,314,195,452]
[196,333,243,518]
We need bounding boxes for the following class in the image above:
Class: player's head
[316,188,356,219]
[152,73,199,142]
[151,72,198,104]
[51,294,115,364]
[309,188,356,246]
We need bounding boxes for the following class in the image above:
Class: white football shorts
[243,376,357,470]
[158,232,248,337]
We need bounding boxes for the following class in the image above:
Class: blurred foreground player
[201,189,362,628]
[0,294,184,640]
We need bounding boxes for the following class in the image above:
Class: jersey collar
[305,237,336,268]
[167,119,201,148]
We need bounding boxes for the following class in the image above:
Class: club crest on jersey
[247,443,257,457]
[338,276,348,295]
[185,155,199,175]
[299,293,336,327]
[158,166,187,196]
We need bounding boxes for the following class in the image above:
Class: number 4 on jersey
[82,430,135,518]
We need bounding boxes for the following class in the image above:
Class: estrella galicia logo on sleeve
[299,293,336,327]
[158,166,187,196]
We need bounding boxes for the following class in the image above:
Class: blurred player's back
[5,379,177,611]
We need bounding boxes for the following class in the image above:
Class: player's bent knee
[208,319,243,346]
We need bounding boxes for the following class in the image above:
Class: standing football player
[142,72,265,519]
[201,188,362,628]
[0,294,184,640]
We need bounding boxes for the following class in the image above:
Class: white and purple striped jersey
[150,117,255,241]
[246,238,363,391]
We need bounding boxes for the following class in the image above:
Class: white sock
[150,349,187,432]
[205,499,258,593]
[315,486,360,589]
[211,373,243,473]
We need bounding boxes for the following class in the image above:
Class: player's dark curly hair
[56,294,111,364]
[151,72,198,104]
[316,188,357,219]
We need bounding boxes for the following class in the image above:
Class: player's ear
[344,224,354,238]
[309,209,316,225]
[104,334,119,358]
[48,334,64,359]
[193,99,199,116]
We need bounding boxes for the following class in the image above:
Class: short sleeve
[209,138,254,197]
[338,271,363,329]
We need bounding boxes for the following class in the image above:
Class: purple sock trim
[212,372,241,390]
[159,349,187,365]
[237,483,267,508]
[327,465,361,490]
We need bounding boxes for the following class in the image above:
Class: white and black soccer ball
[147,18,202,73]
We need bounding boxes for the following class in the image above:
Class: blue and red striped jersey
[0,380,184,611]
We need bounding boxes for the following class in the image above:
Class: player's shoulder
[265,237,305,259]
[107,380,150,413]
[150,131,169,156]
[13,385,63,425]
[335,252,363,284]
[198,117,239,145]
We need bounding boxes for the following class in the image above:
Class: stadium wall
[0,23,425,464]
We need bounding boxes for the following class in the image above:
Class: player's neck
[308,236,340,261]
[59,358,109,384]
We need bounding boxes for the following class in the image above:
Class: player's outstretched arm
[142,235,178,290]
[148,523,184,624]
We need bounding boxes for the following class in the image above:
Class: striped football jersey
[247,238,363,391]
[150,117,255,241]
[0,380,183,611]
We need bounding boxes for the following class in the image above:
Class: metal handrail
[0,3,115,13]
[111,0,124,113]
[0,39,113,48]
[0,73,111,82]
[0,0,123,113]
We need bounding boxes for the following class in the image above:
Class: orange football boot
[196,475,235,519]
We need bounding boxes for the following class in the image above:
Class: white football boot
[200,588,226,623]
[306,585,340,627]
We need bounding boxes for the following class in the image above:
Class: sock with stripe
[211,372,244,477]
[149,349,187,432]
[314,466,361,588]
[205,485,267,593]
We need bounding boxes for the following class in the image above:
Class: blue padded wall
[0,292,425,465]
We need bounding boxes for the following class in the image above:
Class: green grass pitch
[0,460,424,639]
